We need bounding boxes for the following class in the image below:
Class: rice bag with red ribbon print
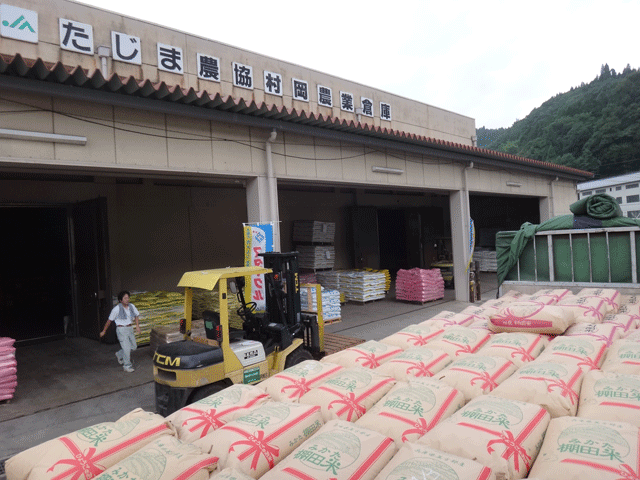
[209,468,255,480]
[420,310,478,329]
[422,326,491,359]
[527,288,573,305]
[477,333,548,368]
[564,322,624,347]
[618,296,640,316]
[374,443,496,480]
[490,361,585,418]
[5,408,175,480]
[577,370,640,428]
[534,335,608,373]
[488,302,575,335]
[379,324,445,350]
[374,346,452,382]
[602,312,640,333]
[470,318,495,335]
[482,298,516,311]
[90,435,217,480]
[626,329,640,342]
[257,360,343,403]
[417,395,550,480]
[435,356,518,403]
[557,296,608,323]
[260,420,397,480]
[355,378,465,445]
[501,290,530,302]
[166,384,270,444]
[320,341,403,370]
[600,338,640,375]
[299,366,396,422]
[577,287,621,314]
[528,416,640,480]
[193,401,323,479]
[460,306,494,323]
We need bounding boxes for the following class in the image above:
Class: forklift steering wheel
[238,301,257,317]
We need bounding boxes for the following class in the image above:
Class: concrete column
[450,190,469,302]
[245,176,281,251]
[539,197,551,222]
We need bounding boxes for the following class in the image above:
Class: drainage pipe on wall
[463,162,474,269]
[550,176,559,218]
[265,129,280,251]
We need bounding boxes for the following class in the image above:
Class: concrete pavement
[0,274,498,473]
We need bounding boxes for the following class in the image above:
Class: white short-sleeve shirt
[108,304,140,326]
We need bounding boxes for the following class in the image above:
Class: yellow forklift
[153,252,325,416]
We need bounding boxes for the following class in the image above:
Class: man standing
[100,290,141,372]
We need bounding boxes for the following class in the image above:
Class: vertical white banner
[243,223,273,313]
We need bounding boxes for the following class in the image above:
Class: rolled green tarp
[569,193,622,219]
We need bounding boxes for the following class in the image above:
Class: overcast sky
[78,0,639,129]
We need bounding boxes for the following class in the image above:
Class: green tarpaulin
[497,194,640,287]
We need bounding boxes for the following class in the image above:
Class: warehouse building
[0,0,592,345]
[577,172,640,218]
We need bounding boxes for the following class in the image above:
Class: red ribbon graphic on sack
[449,361,513,391]
[391,353,449,377]
[319,378,394,421]
[520,368,583,404]
[552,342,607,371]
[278,366,342,399]
[225,405,320,471]
[457,408,547,472]
[181,393,268,438]
[46,424,169,480]
[351,348,400,368]
[493,336,543,362]
[396,329,443,346]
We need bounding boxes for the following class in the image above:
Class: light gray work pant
[115,326,137,369]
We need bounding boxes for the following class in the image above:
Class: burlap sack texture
[577,369,640,427]
[260,420,397,480]
[257,360,344,403]
[417,395,550,480]
[476,333,548,368]
[374,346,452,382]
[5,409,175,480]
[356,379,464,444]
[166,384,270,444]
[193,401,324,479]
[529,416,640,480]
[374,442,495,480]
[435,355,518,403]
[92,436,217,480]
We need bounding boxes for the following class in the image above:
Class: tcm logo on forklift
[153,352,180,367]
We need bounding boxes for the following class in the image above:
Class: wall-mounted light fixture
[372,166,404,175]
[506,181,522,187]
[0,128,87,145]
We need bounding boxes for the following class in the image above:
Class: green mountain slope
[477,64,640,178]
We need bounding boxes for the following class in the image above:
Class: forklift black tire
[188,380,232,404]
[284,347,314,369]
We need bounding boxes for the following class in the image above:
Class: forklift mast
[260,252,302,329]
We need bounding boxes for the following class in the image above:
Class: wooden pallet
[324,317,341,325]
[323,332,365,356]
[396,297,444,305]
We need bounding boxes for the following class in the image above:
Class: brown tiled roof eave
[0,53,594,180]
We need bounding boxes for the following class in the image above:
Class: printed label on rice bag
[556,424,630,461]
[324,369,374,392]
[235,403,291,429]
[381,386,437,415]
[488,334,530,347]
[594,375,640,401]
[75,420,141,447]
[383,458,460,480]
[460,397,525,428]
[548,337,596,356]
[518,362,568,379]
[292,430,361,475]
[392,348,437,362]
[618,344,640,361]
[441,328,477,344]
[281,360,324,378]
[192,384,249,408]
[354,341,390,354]
[450,356,497,371]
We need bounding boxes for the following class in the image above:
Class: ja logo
[0,5,38,43]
